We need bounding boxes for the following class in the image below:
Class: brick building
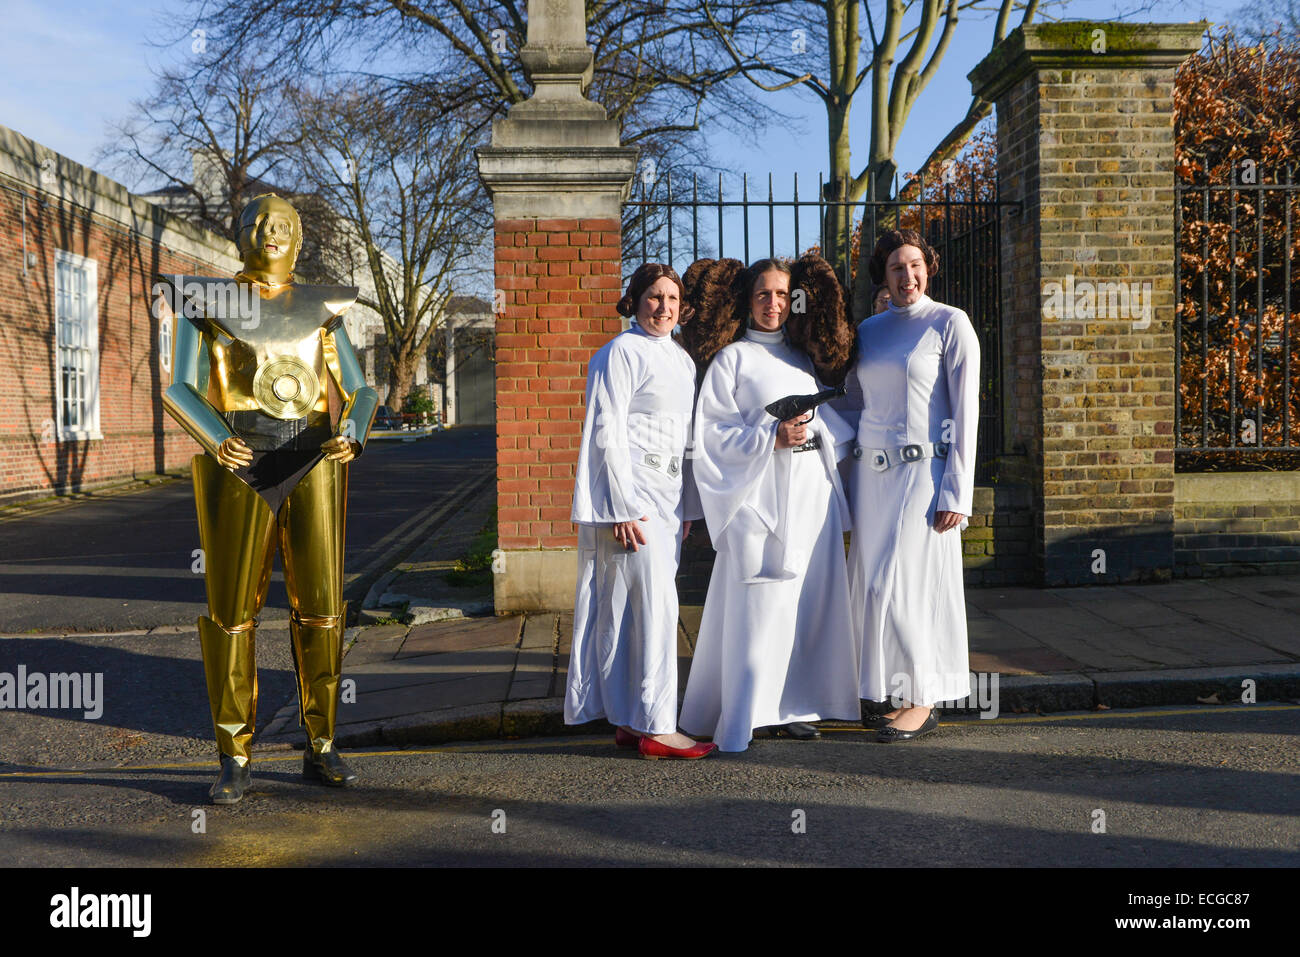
[0,124,240,502]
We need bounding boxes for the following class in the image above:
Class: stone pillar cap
[969,21,1209,102]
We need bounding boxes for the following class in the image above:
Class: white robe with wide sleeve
[565,324,702,735]
[848,294,980,706]
[679,327,861,751]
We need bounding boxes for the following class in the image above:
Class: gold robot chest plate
[170,278,358,420]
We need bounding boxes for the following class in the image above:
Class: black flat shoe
[762,722,822,740]
[876,709,938,743]
[861,712,897,729]
[209,755,251,805]
[784,721,821,739]
[303,748,359,787]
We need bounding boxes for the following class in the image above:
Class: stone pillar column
[477,0,637,612]
[969,21,1205,585]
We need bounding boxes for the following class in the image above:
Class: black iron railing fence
[1175,161,1299,460]
[624,172,1017,475]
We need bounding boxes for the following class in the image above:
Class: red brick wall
[0,187,232,498]
[494,217,623,549]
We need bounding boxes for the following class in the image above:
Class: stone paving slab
[342,634,408,667]
[396,616,521,658]
[966,617,1046,651]
[985,606,1117,644]
[339,670,512,724]
[1129,623,1287,666]
[969,648,1084,675]
[345,648,517,691]
[521,614,556,649]
[1172,601,1300,657]
[679,604,704,640]
[1083,596,1197,629]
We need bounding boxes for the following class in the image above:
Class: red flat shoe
[638,736,718,760]
[614,727,641,749]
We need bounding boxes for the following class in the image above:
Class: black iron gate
[1174,160,1298,465]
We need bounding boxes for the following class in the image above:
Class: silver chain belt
[853,441,950,471]
[641,452,682,477]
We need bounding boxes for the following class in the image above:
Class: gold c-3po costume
[161,194,379,804]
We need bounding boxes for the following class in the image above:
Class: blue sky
[1,0,1224,207]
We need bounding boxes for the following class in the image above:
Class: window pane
[55,254,97,436]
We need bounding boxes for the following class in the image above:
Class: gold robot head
[236,193,303,284]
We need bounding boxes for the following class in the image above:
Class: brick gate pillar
[476,0,637,612]
[970,22,1205,585]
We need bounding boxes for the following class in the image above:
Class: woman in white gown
[847,229,980,742]
[566,262,717,760]
[679,256,861,752]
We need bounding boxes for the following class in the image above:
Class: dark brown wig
[786,253,857,386]
[680,257,746,368]
[681,255,855,384]
[617,262,688,319]
[867,228,940,286]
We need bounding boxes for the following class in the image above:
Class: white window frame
[52,249,102,441]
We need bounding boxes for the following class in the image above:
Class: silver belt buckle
[869,449,889,472]
[644,452,662,469]
[667,456,681,477]
[934,441,950,458]
[900,444,924,462]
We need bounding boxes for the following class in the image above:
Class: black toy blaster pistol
[765,386,846,422]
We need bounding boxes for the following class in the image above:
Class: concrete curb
[1087,663,1300,709]
[953,665,1300,714]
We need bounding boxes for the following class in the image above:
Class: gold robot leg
[279,457,348,753]
[191,454,278,764]
[287,604,348,754]
[196,616,258,764]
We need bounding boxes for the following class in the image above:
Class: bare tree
[1232,0,1300,43]
[292,81,493,412]
[99,52,303,242]
[177,2,788,220]
[701,0,1055,286]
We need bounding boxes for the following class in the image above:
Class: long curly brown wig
[681,254,856,386]
[680,257,746,369]
[786,253,857,386]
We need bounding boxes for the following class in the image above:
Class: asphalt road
[0,429,495,635]
[1,706,1296,868]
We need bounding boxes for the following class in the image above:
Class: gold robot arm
[162,314,237,459]
[324,321,379,455]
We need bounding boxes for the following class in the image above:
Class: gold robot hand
[217,436,255,470]
[320,434,358,464]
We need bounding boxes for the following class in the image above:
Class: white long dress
[679,327,861,752]
[847,294,980,706]
[566,323,703,735]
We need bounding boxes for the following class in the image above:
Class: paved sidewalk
[260,552,1300,749]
